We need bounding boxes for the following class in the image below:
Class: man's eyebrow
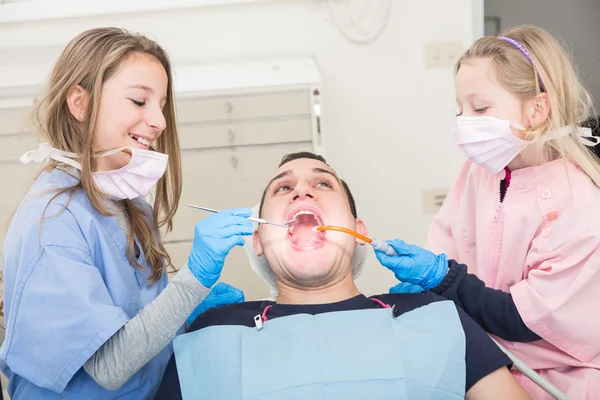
[265,170,293,191]
[313,167,341,183]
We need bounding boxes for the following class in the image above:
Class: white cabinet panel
[179,117,311,150]
[0,107,32,135]
[0,133,38,162]
[176,90,309,123]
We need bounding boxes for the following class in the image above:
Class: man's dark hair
[258,151,357,218]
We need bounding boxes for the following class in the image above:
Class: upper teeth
[288,210,323,234]
[130,134,150,146]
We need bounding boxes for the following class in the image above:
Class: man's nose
[291,181,316,202]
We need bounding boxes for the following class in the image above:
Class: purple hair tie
[499,36,546,92]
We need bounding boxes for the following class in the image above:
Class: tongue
[291,223,320,246]
[290,214,323,247]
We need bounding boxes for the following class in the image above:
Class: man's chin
[287,271,335,288]
[280,259,335,285]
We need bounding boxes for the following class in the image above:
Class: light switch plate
[423,188,449,213]
[425,41,463,68]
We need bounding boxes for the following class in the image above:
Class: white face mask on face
[20,143,168,200]
[453,116,529,174]
[452,116,598,174]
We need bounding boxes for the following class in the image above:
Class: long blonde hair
[33,27,182,283]
[456,25,600,187]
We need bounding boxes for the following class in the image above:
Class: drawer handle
[230,156,239,169]
[224,102,233,114]
[228,128,235,143]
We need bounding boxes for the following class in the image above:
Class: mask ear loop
[89,147,137,173]
[510,121,527,131]
[532,126,600,146]
[93,146,132,159]
[20,143,83,170]
[576,127,600,146]
[49,154,83,170]
[508,121,537,142]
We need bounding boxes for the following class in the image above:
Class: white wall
[0,0,476,295]
[485,0,600,109]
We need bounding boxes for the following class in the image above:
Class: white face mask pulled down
[20,143,169,200]
[453,116,600,174]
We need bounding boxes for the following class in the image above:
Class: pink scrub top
[427,158,600,399]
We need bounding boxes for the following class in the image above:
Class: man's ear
[524,92,550,129]
[253,230,263,256]
[66,85,90,121]
[354,218,367,245]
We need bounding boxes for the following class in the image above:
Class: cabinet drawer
[165,243,270,300]
[0,107,32,136]
[164,143,312,243]
[0,163,40,248]
[176,90,309,123]
[179,117,311,150]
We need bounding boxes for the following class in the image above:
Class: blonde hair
[33,27,182,283]
[456,25,600,187]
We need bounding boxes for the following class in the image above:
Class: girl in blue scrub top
[0,27,252,399]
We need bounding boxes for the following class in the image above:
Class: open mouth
[288,209,325,249]
[129,133,151,148]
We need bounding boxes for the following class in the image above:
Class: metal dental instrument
[187,204,298,228]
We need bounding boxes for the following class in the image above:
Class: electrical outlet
[423,188,449,213]
[425,41,463,68]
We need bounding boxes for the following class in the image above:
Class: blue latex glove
[188,208,253,288]
[389,281,424,294]
[374,239,448,290]
[187,282,245,326]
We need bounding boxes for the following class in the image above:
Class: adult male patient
[155,152,529,400]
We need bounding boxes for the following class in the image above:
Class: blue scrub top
[0,168,172,399]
